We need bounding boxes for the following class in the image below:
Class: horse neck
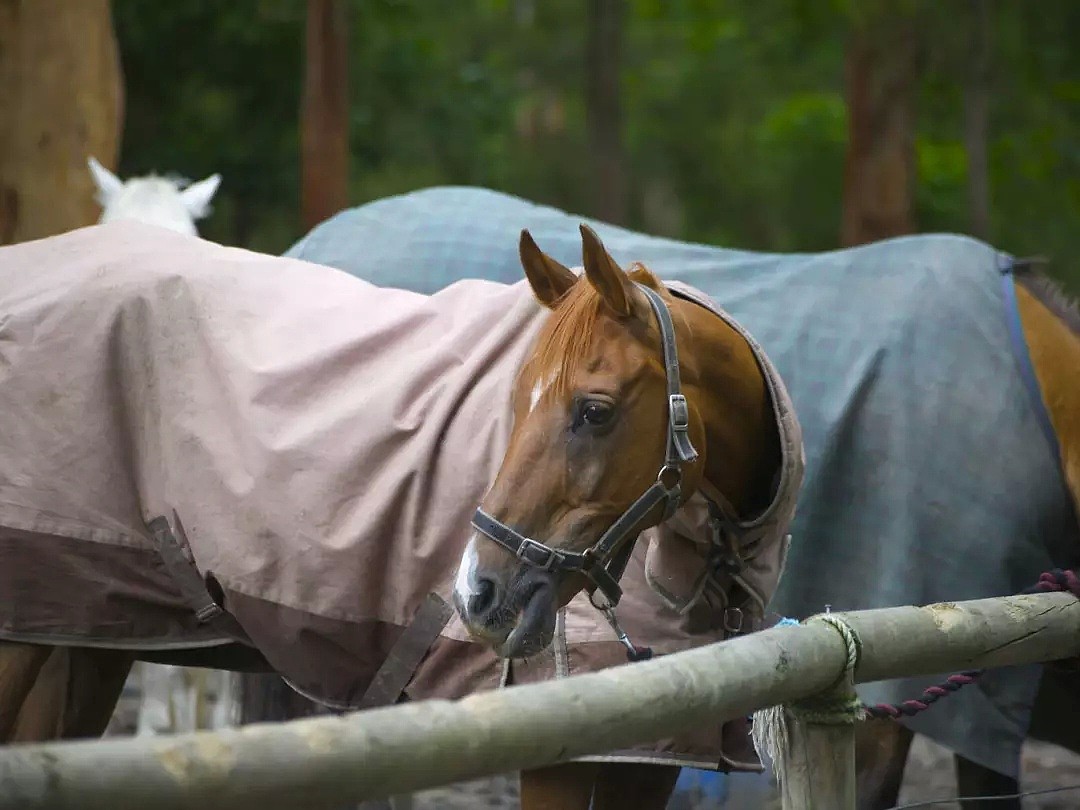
[1017,283,1080,509]
[676,299,781,519]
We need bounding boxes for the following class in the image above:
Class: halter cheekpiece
[471,284,699,613]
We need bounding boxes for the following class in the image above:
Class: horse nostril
[468,577,498,619]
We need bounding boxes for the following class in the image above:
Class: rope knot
[751,612,863,782]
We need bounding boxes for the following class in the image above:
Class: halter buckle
[516,537,563,571]
[669,394,690,432]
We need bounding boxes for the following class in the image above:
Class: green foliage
[114,0,303,252]
[113,0,1078,290]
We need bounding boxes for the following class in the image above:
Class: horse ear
[87,157,123,204]
[579,224,637,318]
[179,174,222,219]
[520,229,577,309]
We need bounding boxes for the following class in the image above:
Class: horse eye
[574,400,615,432]
[584,403,612,425]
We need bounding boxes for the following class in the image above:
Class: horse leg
[11,647,133,742]
[854,717,914,810]
[519,762,599,810]
[60,648,135,738]
[591,763,680,810]
[954,755,1020,810]
[8,647,72,740]
[0,641,52,741]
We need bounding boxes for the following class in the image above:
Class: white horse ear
[87,157,124,204]
[179,174,222,220]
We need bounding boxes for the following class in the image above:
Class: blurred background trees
[2,0,1077,290]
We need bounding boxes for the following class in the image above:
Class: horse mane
[522,263,663,396]
[1014,264,1080,336]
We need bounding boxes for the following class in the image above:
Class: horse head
[454,225,782,658]
[88,156,221,237]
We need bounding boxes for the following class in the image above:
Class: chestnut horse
[454,225,785,809]
[854,272,1080,810]
[0,224,786,810]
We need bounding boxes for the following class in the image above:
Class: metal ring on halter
[657,464,682,490]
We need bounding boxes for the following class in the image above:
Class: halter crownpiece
[471,283,698,609]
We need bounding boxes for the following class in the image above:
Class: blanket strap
[357,592,454,709]
[148,512,225,625]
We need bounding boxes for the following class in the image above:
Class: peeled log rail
[1,592,1078,810]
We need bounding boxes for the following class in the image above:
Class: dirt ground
[894,735,1080,810]
[395,735,1080,809]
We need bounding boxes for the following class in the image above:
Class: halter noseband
[471,283,698,608]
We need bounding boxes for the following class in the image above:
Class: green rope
[789,692,866,725]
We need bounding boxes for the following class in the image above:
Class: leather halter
[471,283,699,608]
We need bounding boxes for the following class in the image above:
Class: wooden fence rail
[1,591,1077,810]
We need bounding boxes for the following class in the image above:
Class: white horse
[88,156,221,237]
[88,156,236,737]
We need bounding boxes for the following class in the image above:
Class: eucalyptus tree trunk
[301,0,350,230]
[585,0,627,226]
[840,5,923,247]
[964,0,992,240]
[0,0,123,244]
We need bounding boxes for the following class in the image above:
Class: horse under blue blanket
[287,186,1078,778]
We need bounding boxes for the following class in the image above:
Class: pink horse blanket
[0,223,802,769]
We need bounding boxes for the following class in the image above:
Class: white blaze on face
[528,371,557,414]
[454,535,481,606]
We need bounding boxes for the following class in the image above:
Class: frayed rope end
[751,704,791,784]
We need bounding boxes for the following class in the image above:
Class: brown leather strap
[358,592,453,709]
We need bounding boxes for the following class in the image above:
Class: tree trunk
[585,0,627,226]
[964,0,992,240]
[0,0,123,244]
[301,0,350,231]
[840,9,922,247]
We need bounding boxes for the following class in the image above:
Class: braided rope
[867,568,1080,720]
[791,692,866,725]
[753,570,1080,788]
